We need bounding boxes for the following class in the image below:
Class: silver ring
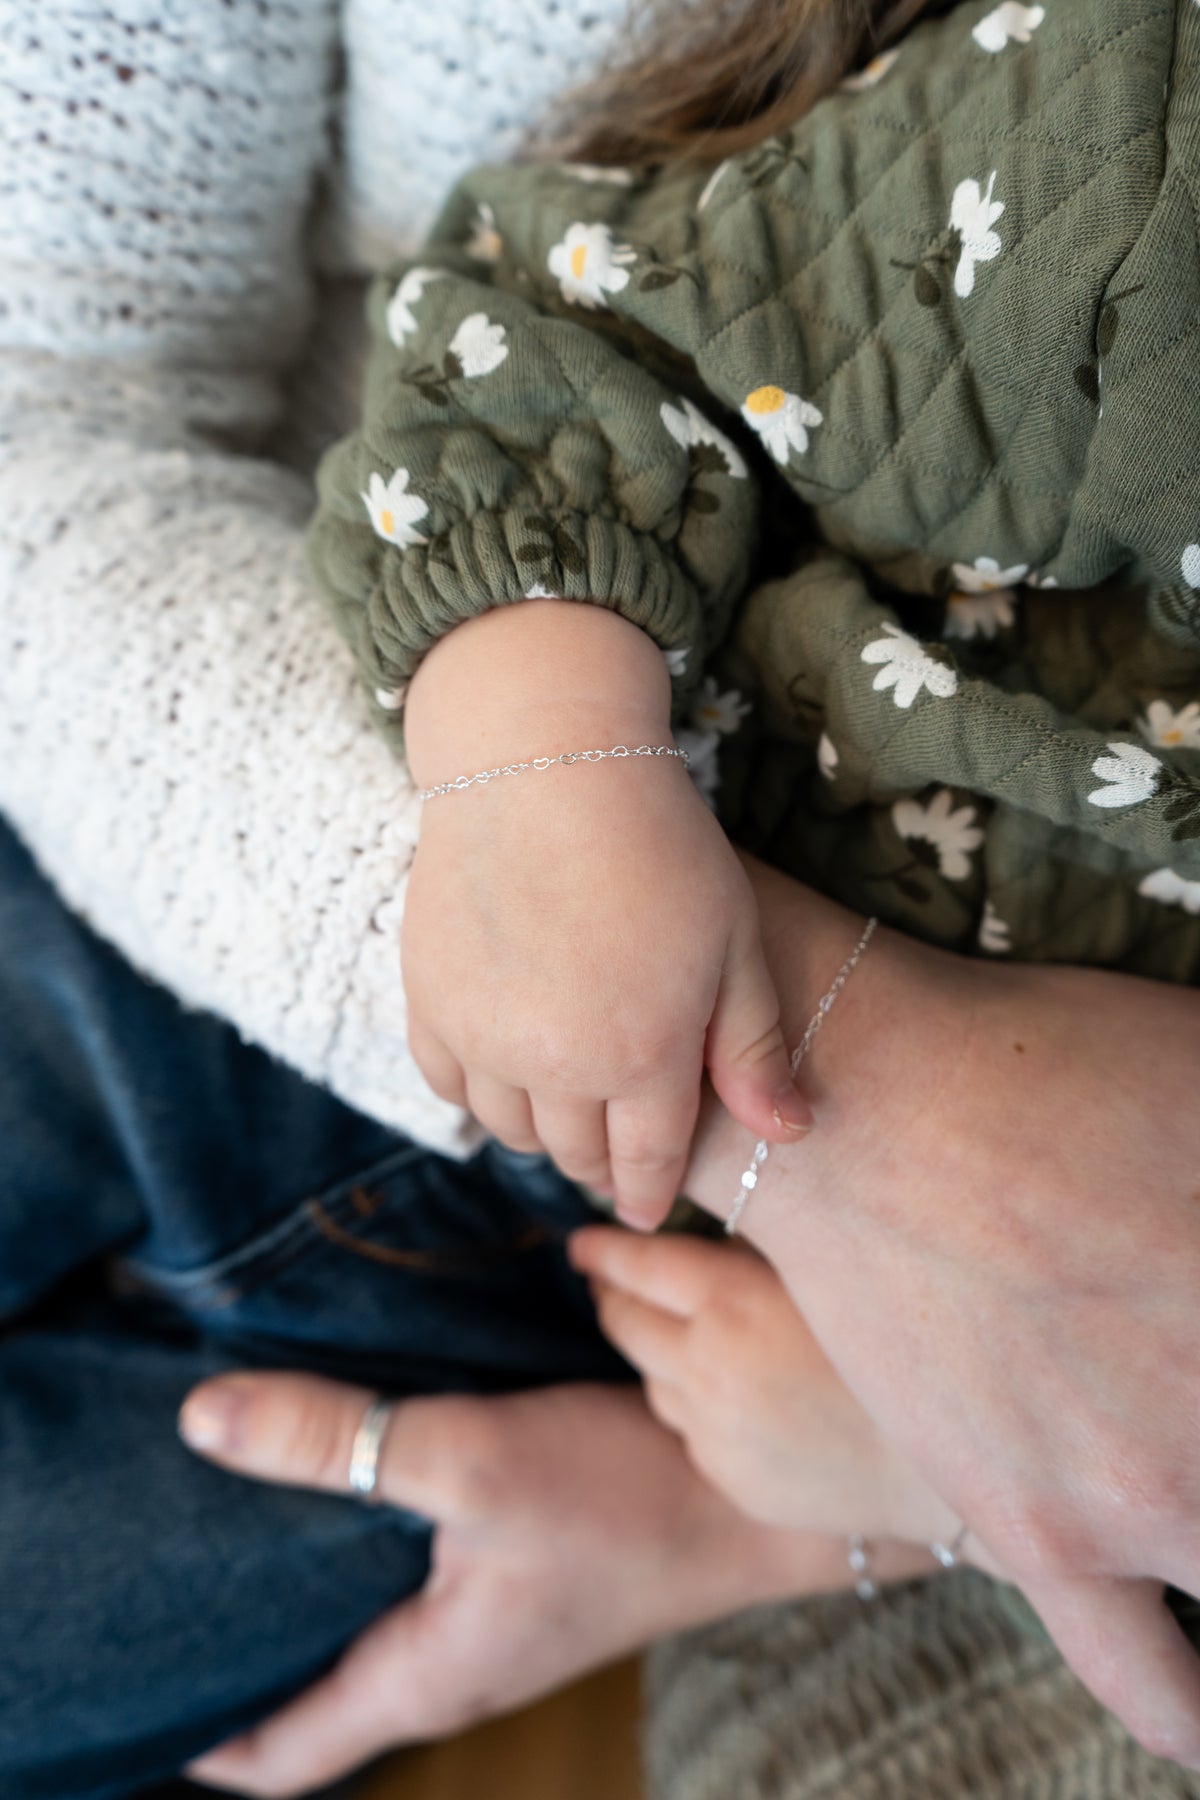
[348,1396,394,1500]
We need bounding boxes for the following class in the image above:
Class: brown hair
[540,0,934,166]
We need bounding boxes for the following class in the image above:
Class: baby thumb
[706,926,813,1142]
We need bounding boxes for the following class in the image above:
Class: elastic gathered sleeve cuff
[308,258,760,735]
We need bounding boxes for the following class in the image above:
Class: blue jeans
[0,821,627,1800]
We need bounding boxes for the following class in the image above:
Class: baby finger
[409,1022,468,1108]
[464,1074,542,1154]
[531,1095,612,1192]
[591,1280,689,1385]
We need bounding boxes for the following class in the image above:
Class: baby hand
[402,602,810,1230]
[570,1225,967,1550]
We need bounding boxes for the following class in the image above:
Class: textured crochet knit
[646,1575,1200,1798]
[0,0,626,1150]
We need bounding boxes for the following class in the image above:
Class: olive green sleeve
[308,250,759,737]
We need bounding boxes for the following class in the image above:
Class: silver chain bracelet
[418,742,689,803]
[725,916,878,1237]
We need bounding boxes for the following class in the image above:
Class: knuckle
[733,1020,786,1070]
[612,1142,678,1177]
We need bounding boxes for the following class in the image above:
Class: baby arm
[402,598,812,1229]
[571,1224,972,1558]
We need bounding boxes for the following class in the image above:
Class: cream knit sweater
[0,0,625,1152]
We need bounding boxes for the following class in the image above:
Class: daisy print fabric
[1139,701,1200,751]
[548,224,636,308]
[949,172,1004,297]
[944,557,1025,639]
[892,789,984,880]
[362,470,429,548]
[861,623,958,708]
[740,386,823,463]
[972,2,1044,51]
[1087,743,1162,809]
[387,269,443,347]
[660,399,749,479]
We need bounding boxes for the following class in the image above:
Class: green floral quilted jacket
[310,0,1200,977]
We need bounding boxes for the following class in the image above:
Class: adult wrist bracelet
[725,915,878,1236]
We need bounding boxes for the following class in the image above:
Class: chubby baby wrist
[404,600,671,783]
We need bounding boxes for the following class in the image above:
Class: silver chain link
[725,916,878,1236]
[418,742,689,803]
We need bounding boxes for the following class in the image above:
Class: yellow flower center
[570,244,589,279]
[380,508,395,536]
[745,385,786,416]
[1163,728,1183,746]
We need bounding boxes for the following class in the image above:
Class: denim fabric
[0,821,627,1800]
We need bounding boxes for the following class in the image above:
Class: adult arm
[678,855,1200,1766]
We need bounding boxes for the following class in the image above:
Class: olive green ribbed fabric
[311,0,1200,972]
[644,1575,1200,1799]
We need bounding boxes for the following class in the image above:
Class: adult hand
[178,1372,929,1796]
[679,854,1200,1767]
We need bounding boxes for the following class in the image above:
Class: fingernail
[772,1086,814,1135]
[178,1382,246,1454]
[616,1204,659,1234]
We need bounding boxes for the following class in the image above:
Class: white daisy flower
[951,556,1028,593]
[972,1,1045,52]
[664,646,691,677]
[386,267,443,346]
[697,159,733,212]
[562,163,635,186]
[465,203,502,263]
[447,313,509,378]
[524,583,561,600]
[840,47,901,90]
[978,899,1012,952]
[692,677,752,735]
[660,398,749,478]
[949,171,1004,298]
[547,223,636,308]
[1139,700,1200,750]
[1138,867,1200,915]
[944,593,1016,639]
[1024,571,1059,589]
[740,385,823,464]
[361,469,429,548]
[861,623,959,708]
[817,732,839,779]
[892,788,984,880]
[677,725,722,808]
[1183,544,1200,588]
[1087,742,1162,808]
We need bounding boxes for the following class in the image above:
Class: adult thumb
[706,924,813,1143]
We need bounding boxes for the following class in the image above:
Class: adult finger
[1028,1572,1200,1769]
[569,1225,744,1317]
[178,1373,495,1524]
[606,1068,701,1232]
[187,1594,440,1796]
[407,1020,467,1108]
[706,916,812,1142]
[464,1073,542,1154]
[591,1280,690,1385]
[531,1093,612,1191]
